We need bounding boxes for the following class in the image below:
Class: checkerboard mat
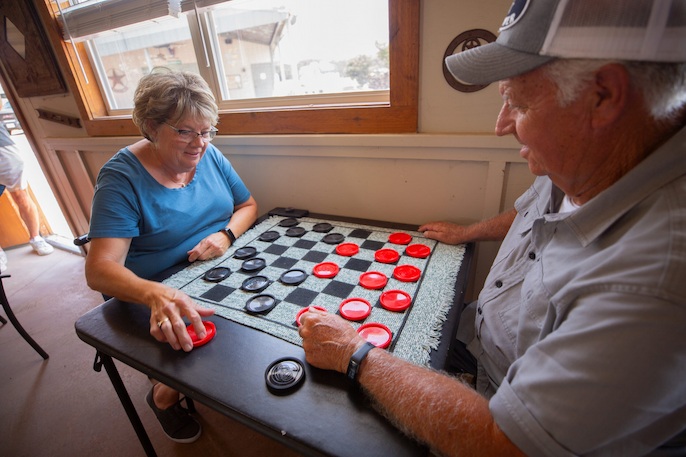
[164,216,466,366]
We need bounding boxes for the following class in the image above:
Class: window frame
[43,0,418,136]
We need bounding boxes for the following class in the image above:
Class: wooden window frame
[40,0,419,136]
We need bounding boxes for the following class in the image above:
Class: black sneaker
[145,385,202,443]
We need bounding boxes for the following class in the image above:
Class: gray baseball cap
[446,0,686,85]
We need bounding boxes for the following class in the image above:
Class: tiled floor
[0,245,302,457]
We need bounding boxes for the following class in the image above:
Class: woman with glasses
[85,68,258,443]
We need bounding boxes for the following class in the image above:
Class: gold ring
[157,317,170,328]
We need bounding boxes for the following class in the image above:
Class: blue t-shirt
[89,144,251,279]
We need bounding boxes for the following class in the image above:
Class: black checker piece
[322,233,345,244]
[313,222,334,233]
[259,231,280,242]
[286,227,306,237]
[234,246,257,259]
[321,280,356,299]
[284,288,318,307]
[279,218,299,227]
[201,284,235,302]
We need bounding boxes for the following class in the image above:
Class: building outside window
[63,0,389,114]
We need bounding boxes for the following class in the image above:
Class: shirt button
[478,307,483,315]
[528,251,536,260]
[495,280,503,288]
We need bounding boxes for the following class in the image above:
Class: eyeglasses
[164,123,218,143]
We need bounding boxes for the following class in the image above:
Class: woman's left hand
[187,232,229,262]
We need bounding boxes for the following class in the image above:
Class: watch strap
[346,342,376,382]
[220,227,236,245]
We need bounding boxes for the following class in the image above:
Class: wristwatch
[219,227,236,245]
[346,342,376,382]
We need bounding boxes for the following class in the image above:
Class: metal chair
[0,274,49,360]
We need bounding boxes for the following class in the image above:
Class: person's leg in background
[0,144,53,257]
[8,187,53,255]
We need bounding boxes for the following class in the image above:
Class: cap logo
[500,0,530,31]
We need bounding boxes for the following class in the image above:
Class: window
[52,0,418,135]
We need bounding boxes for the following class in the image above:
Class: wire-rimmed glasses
[164,123,218,143]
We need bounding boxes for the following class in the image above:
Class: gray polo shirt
[470,126,686,456]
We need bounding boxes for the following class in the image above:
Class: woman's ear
[144,119,158,142]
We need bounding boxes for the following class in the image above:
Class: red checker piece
[388,232,412,245]
[339,298,372,321]
[357,322,392,349]
[186,321,216,348]
[374,248,400,264]
[336,242,359,257]
[359,271,388,290]
[380,289,412,312]
[393,265,422,282]
[296,305,327,327]
[313,262,340,278]
[405,243,431,259]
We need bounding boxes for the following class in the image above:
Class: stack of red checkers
[336,243,359,256]
[379,289,412,312]
[374,248,400,263]
[313,262,340,278]
[339,298,372,321]
[393,265,421,282]
[186,321,217,347]
[359,271,388,289]
[388,232,412,245]
[357,323,392,349]
[405,243,431,258]
[296,306,327,326]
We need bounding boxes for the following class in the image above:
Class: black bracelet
[220,227,237,245]
[346,342,376,382]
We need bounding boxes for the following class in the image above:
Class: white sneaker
[0,247,7,272]
[29,237,54,256]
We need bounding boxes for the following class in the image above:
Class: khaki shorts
[0,143,27,191]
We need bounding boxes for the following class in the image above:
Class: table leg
[93,351,157,457]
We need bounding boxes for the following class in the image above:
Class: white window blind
[58,0,183,42]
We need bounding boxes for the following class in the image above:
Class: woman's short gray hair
[543,59,686,122]
[132,68,219,140]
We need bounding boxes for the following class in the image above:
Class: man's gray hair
[544,59,686,122]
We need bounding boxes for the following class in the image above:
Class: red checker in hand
[339,298,372,321]
[296,305,327,327]
[393,265,422,282]
[186,321,216,348]
[313,262,340,278]
[388,232,412,245]
[359,271,388,290]
[357,322,392,349]
[380,289,412,312]
[405,243,431,259]
[336,242,359,257]
[374,248,400,264]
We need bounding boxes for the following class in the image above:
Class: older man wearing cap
[299,0,686,456]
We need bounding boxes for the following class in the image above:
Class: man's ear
[590,63,631,129]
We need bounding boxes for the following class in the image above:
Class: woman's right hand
[148,285,215,352]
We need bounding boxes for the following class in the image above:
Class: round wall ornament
[442,29,497,93]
